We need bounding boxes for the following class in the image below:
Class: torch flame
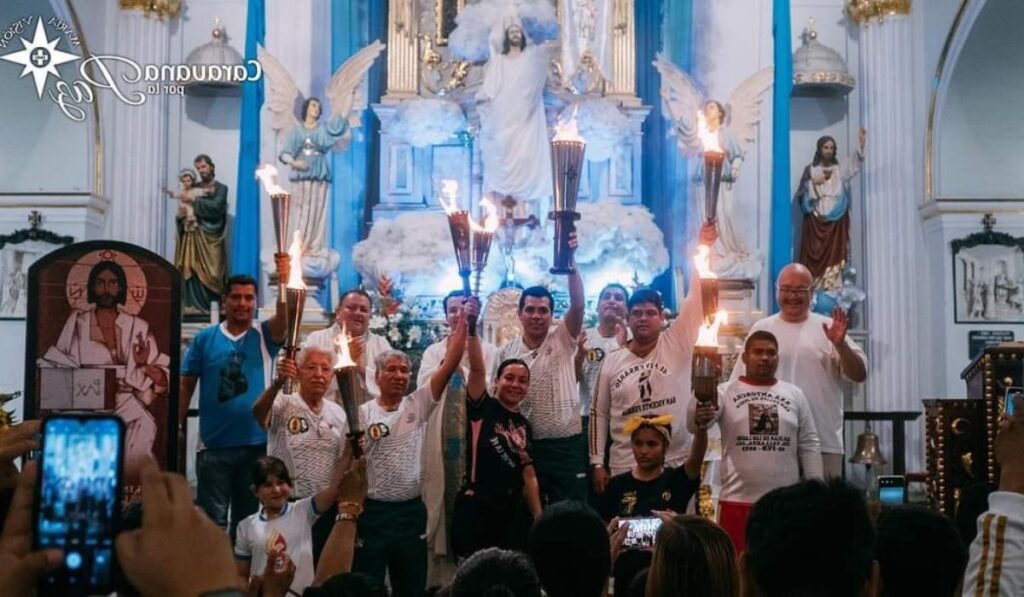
[438,179,460,214]
[333,325,356,369]
[286,230,306,290]
[256,163,288,196]
[265,529,287,556]
[470,197,500,233]
[695,310,728,347]
[696,111,723,154]
[693,245,717,279]
[552,111,585,143]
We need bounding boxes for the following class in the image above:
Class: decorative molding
[0,212,74,250]
[846,0,912,25]
[118,0,181,20]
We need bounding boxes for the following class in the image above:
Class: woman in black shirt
[450,299,542,558]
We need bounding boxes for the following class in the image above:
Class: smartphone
[1005,387,1022,416]
[34,414,125,595]
[878,475,907,506]
[618,516,663,549]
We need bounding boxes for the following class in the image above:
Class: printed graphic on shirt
[218,351,248,402]
[638,369,653,403]
[614,361,675,417]
[287,416,309,434]
[492,420,529,467]
[586,347,606,363]
[266,529,287,555]
[620,492,638,516]
[748,404,779,436]
[367,422,390,440]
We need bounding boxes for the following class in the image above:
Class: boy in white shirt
[690,329,823,553]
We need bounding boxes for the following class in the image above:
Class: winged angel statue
[654,54,773,279]
[261,41,385,265]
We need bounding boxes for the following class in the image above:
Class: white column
[104,11,171,253]
[858,11,926,473]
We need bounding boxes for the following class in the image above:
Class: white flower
[409,326,423,344]
[370,315,388,330]
[388,328,402,343]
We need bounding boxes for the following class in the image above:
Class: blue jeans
[196,444,265,540]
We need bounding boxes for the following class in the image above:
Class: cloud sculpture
[389,99,467,148]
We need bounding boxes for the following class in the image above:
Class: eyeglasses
[776,286,812,296]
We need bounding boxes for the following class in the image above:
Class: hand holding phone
[618,516,663,550]
[878,475,907,506]
[1005,387,1022,417]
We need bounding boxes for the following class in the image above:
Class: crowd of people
[2,225,1022,595]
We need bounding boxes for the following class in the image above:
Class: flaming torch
[549,116,585,275]
[692,310,727,405]
[282,231,307,394]
[439,180,472,297]
[333,329,365,457]
[693,244,719,323]
[256,164,290,304]
[470,197,500,296]
[697,111,724,226]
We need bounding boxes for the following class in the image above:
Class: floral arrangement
[368,273,446,353]
[390,99,467,148]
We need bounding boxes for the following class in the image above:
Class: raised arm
[683,402,716,479]
[589,364,611,493]
[313,452,367,586]
[430,311,467,401]
[465,298,487,400]
[252,357,295,429]
[564,233,585,339]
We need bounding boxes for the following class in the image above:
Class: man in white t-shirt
[694,329,823,553]
[417,290,497,585]
[303,288,392,398]
[251,345,349,563]
[492,234,586,504]
[730,263,867,478]
[577,283,629,439]
[353,313,468,597]
[589,222,716,489]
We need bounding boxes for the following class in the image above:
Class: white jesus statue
[476,19,553,204]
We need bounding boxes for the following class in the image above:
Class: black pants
[450,490,530,559]
[311,503,336,566]
[532,434,588,505]
[352,498,427,597]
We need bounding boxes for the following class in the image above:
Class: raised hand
[0,462,63,595]
[614,320,628,347]
[822,307,849,347]
[698,222,718,246]
[276,356,298,385]
[694,402,717,430]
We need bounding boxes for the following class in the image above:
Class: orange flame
[693,245,717,279]
[255,163,287,196]
[470,197,500,233]
[438,179,460,214]
[333,325,356,369]
[286,230,306,290]
[265,529,288,556]
[695,310,727,347]
[552,110,585,143]
[696,111,723,154]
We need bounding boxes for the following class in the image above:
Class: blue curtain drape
[330,1,387,303]
[230,0,265,279]
[770,0,794,309]
[637,0,694,308]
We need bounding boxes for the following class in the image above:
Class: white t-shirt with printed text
[579,328,624,417]
[267,393,349,498]
[360,385,438,501]
[493,322,581,440]
[698,378,823,504]
[730,313,867,454]
[234,498,319,595]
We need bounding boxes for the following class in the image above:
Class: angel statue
[654,54,773,279]
[261,41,385,269]
[477,15,554,206]
[795,129,866,293]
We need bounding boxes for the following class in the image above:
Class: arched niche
[0,1,98,195]
[930,0,1024,201]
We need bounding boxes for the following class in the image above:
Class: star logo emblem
[0,18,79,98]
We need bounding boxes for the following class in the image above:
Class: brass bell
[849,426,887,466]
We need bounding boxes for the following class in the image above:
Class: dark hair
[194,153,215,176]
[337,288,372,310]
[495,358,530,382]
[223,274,258,298]
[518,286,554,312]
[627,287,663,312]
[876,506,966,597]
[87,261,128,306]
[744,330,779,353]
[746,479,874,597]
[450,547,542,597]
[443,289,468,314]
[305,572,388,597]
[812,135,840,167]
[502,25,528,55]
[646,515,738,597]
[301,97,321,121]
[599,283,630,303]
[628,568,649,597]
[251,456,292,488]
[528,501,610,597]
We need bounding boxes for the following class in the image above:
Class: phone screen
[619,517,663,549]
[878,475,906,506]
[1005,387,1022,416]
[35,415,124,594]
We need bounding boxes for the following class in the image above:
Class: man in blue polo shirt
[181,271,286,537]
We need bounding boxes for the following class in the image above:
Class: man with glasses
[730,262,867,478]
